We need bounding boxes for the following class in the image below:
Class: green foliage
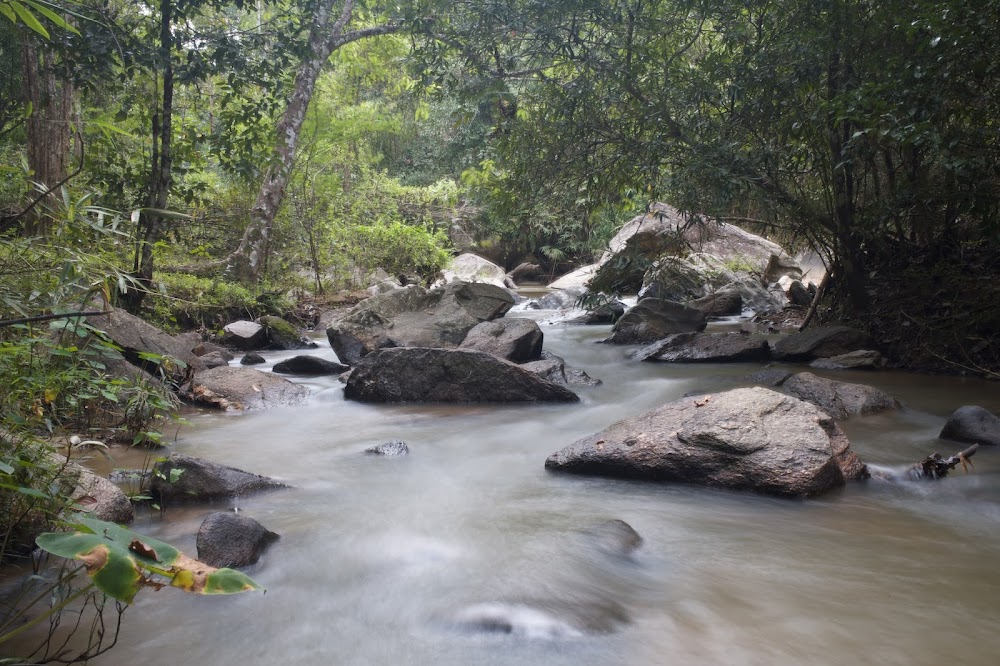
[144,272,262,332]
[334,219,453,285]
[35,516,263,602]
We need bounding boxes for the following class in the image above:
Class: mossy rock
[258,315,314,350]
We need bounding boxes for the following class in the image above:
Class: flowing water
[20,311,1000,665]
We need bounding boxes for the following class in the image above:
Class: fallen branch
[0,310,110,328]
[908,443,979,480]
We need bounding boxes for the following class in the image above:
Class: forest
[2,0,999,661]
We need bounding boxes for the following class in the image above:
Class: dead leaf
[128,538,159,562]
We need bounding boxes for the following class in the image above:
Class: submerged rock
[520,353,602,387]
[939,405,1000,446]
[196,511,279,568]
[365,440,410,456]
[545,387,868,498]
[580,519,643,557]
[446,598,629,638]
[240,352,266,365]
[344,348,579,403]
[781,372,900,419]
[151,453,287,504]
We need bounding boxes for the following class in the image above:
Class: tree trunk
[225,0,403,284]
[124,0,175,312]
[21,36,75,237]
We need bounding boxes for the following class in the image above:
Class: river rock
[689,290,743,317]
[520,352,602,387]
[547,264,600,290]
[581,519,642,557]
[748,368,794,386]
[771,325,873,361]
[272,355,349,376]
[633,332,771,363]
[447,598,629,637]
[604,298,707,344]
[91,307,204,384]
[786,280,813,306]
[763,253,804,283]
[507,262,543,285]
[536,287,586,310]
[151,453,287,504]
[460,318,543,363]
[196,511,279,568]
[939,406,1000,446]
[258,315,315,350]
[240,352,266,365]
[200,350,231,369]
[565,299,626,324]
[545,387,868,498]
[780,372,900,419]
[222,320,267,351]
[67,466,134,524]
[365,440,410,456]
[809,350,886,370]
[436,253,509,289]
[326,281,515,364]
[344,347,579,403]
[181,366,309,411]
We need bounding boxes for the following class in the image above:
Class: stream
[68,310,1000,664]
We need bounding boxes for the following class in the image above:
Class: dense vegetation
[1,0,998,659]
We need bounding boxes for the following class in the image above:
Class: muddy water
[79,316,1000,665]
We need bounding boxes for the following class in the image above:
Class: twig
[0,310,110,328]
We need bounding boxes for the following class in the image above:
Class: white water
[36,315,1000,665]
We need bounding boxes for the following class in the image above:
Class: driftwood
[908,443,979,480]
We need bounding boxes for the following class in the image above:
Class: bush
[144,272,264,333]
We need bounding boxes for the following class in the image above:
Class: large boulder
[763,253,804,283]
[436,253,509,289]
[633,332,771,363]
[326,282,515,364]
[689,290,743,317]
[939,406,1000,446]
[344,347,579,403]
[640,254,785,313]
[91,307,204,384]
[272,355,349,376]
[771,325,873,361]
[181,366,309,411]
[547,264,600,290]
[258,315,315,350]
[604,298,706,344]
[545,387,868,498]
[196,511,279,568]
[151,453,286,504]
[536,287,586,310]
[780,372,900,419]
[460,318,544,362]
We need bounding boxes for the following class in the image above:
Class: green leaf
[9,1,50,38]
[0,461,15,474]
[24,0,80,35]
[35,518,263,602]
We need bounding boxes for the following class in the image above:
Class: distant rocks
[771,325,873,361]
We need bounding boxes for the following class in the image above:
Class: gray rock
[326,281,515,364]
[536,287,586,310]
[748,368,794,386]
[520,353,602,387]
[781,372,900,419]
[151,453,286,504]
[545,387,868,498]
[436,253,509,289]
[581,519,642,557]
[604,298,707,345]
[240,352,266,365]
[200,351,231,369]
[507,262,543,285]
[634,332,771,363]
[181,366,309,411]
[196,511,279,568]
[272,355,349,376]
[91,307,204,384]
[787,280,813,306]
[939,406,1000,446]
[771,325,873,361]
[365,440,410,456]
[809,350,886,370]
[689,290,743,317]
[460,318,543,362]
[222,320,267,351]
[344,347,579,403]
[68,466,134,524]
[565,299,626,325]
[763,253,804,283]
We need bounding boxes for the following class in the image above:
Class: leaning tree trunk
[21,36,75,237]
[225,0,402,284]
